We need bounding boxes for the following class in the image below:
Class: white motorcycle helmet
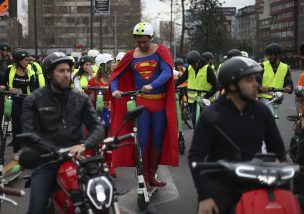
[133,22,154,37]
[95,53,115,68]
[88,49,100,58]
[116,52,126,61]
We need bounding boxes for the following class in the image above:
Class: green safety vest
[9,66,35,94]
[187,65,213,103]
[258,60,287,99]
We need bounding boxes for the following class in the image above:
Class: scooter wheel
[137,193,149,210]
[179,140,185,155]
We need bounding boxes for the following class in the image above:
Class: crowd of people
[0,21,303,214]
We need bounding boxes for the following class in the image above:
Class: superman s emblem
[134,60,158,81]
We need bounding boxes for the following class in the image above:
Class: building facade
[28,0,141,55]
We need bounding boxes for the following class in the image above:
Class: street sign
[94,0,110,15]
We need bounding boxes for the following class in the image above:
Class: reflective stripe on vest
[187,65,212,103]
[31,62,45,88]
[9,66,34,94]
[258,60,287,99]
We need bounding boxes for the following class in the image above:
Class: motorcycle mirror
[19,149,41,169]
[123,105,144,122]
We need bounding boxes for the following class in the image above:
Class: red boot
[142,150,152,191]
[105,151,116,177]
[148,149,166,187]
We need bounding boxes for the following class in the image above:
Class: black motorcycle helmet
[13,49,30,62]
[78,55,92,67]
[186,50,201,66]
[227,49,242,59]
[42,52,74,77]
[174,58,184,67]
[0,42,11,51]
[265,43,282,56]
[202,52,214,61]
[218,56,262,89]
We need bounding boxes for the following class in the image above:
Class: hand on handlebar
[283,87,292,93]
[0,85,5,90]
[69,144,86,160]
[142,84,153,93]
[259,86,269,93]
[198,198,219,214]
[112,90,122,98]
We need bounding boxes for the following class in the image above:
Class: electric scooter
[175,88,186,154]
[0,90,26,187]
[119,91,158,210]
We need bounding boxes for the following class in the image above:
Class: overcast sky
[143,0,255,21]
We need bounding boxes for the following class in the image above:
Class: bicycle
[176,87,192,129]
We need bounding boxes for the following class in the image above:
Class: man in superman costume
[110,22,178,190]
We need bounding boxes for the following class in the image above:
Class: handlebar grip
[0,187,25,196]
[191,162,222,170]
[121,90,142,97]
[118,133,134,142]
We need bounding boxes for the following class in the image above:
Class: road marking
[118,166,179,213]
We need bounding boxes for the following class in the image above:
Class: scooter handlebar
[120,90,143,97]
[0,186,25,197]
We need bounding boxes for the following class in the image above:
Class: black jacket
[21,85,104,148]
[188,96,286,201]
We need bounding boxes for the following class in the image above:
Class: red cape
[109,44,179,167]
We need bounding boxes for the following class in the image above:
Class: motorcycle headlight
[86,176,113,210]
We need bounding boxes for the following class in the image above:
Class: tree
[187,0,231,57]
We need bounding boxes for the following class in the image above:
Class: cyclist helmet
[133,22,154,37]
[241,51,249,57]
[13,49,30,61]
[265,43,282,56]
[227,49,242,59]
[202,52,214,61]
[95,53,115,68]
[78,55,92,66]
[218,56,262,89]
[88,49,100,58]
[116,52,126,61]
[42,52,74,76]
[0,42,11,51]
[186,50,201,66]
[67,56,75,64]
[174,58,184,67]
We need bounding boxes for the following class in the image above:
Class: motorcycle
[192,153,302,213]
[17,106,143,214]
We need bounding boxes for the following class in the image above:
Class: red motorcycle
[191,153,302,213]
[17,106,143,214]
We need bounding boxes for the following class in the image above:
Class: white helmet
[88,49,100,58]
[116,52,126,61]
[133,22,154,37]
[95,53,115,67]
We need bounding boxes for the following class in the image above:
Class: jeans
[27,163,59,214]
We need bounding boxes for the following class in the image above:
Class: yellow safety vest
[258,60,287,99]
[9,66,35,94]
[29,62,45,88]
[93,64,98,74]
[187,65,213,103]
[79,75,88,88]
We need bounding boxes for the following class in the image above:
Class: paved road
[1,69,302,214]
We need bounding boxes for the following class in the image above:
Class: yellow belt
[137,93,166,100]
